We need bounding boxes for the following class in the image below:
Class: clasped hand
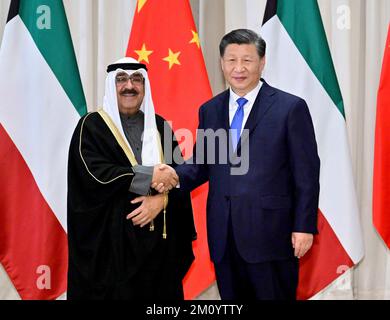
[126,194,164,227]
[150,164,178,193]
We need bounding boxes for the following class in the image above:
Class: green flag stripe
[19,0,86,116]
[277,0,345,118]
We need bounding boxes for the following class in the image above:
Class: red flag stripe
[297,209,354,299]
[183,184,215,299]
[0,125,67,300]
[373,24,390,249]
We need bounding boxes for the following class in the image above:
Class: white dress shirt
[229,81,263,136]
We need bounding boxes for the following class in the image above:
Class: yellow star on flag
[189,30,200,49]
[137,0,147,13]
[134,43,153,64]
[163,49,181,69]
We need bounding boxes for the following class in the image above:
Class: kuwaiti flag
[0,0,86,299]
[260,0,364,299]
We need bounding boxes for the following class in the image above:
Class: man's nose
[123,78,135,88]
[234,61,245,72]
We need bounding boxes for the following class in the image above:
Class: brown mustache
[120,89,138,95]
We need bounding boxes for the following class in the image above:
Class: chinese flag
[373,24,390,249]
[126,0,215,298]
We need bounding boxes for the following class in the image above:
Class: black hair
[219,29,266,58]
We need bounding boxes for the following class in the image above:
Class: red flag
[373,24,390,248]
[126,0,215,298]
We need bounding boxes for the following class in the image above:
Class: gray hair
[219,29,266,58]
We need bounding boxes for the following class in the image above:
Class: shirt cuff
[129,165,153,195]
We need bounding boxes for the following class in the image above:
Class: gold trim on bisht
[79,113,134,184]
[97,109,168,239]
[97,109,138,166]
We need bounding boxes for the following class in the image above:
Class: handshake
[151,164,179,193]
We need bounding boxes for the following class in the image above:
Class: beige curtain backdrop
[0,0,389,299]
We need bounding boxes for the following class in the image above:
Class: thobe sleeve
[129,165,153,195]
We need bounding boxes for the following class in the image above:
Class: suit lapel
[213,90,234,165]
[213,82,277,160]
[237,80,276,151]
[216,89,230,131]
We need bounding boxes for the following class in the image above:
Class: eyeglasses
[115,72,144,86]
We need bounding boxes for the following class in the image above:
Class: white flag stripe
[261,16,364,263]
[0,17,80,232]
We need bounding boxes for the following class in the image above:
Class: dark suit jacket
[176,80,320,264]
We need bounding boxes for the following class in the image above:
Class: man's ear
[259,56,266,73]
[220,57,225,71]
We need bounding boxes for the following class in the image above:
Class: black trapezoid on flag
[7,0,20,23]
[263,0,277,25]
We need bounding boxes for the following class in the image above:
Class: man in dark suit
[156,29,320,300]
